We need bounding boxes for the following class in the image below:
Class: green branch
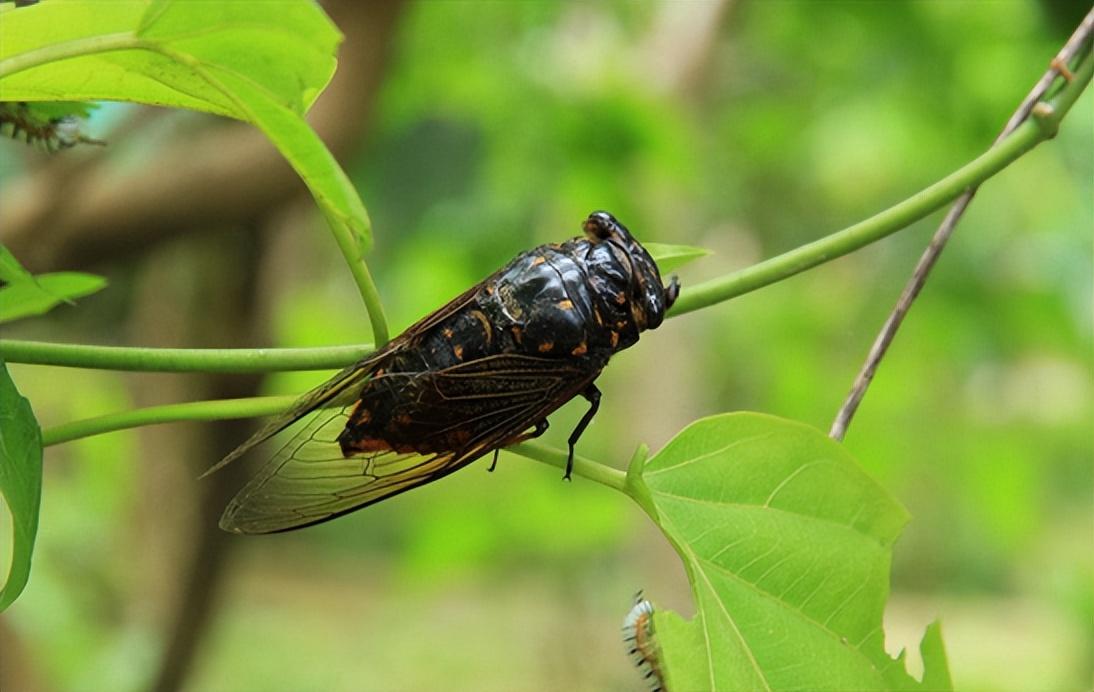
[41,395,297,447]
[0,32,138,78]
[668,50,1092,317]
[508,441,627,493]
[8,53,1088,375]
[40,395,629,492]
[320,209,390,346]
[0,340,372,373]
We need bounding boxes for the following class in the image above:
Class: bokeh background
[1,1,1091,690]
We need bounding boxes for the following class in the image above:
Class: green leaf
[0,271,107,324]
[632,412,950,690]
[0,0,371,251]
[0,358,43,611]
[18,100,98,121]
[644,242,711,274]
[0,244,33,285]
[882,620,954,691]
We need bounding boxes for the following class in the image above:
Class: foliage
[0,0,387,340]
[631,413,950,689]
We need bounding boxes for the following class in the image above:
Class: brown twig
[829,9,1094,441]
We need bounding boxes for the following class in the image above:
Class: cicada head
[583,211,678,332]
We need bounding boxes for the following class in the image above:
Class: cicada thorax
[336,225,670,461]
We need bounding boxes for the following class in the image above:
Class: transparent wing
[220,354,603,534]
[201,356,382,479]
[219,406,465,534]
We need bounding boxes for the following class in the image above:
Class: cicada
[211,211,679,534]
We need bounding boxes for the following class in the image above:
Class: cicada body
[213,211,679,533]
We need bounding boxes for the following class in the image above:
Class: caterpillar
[0,102,104,152]
[622,592,665,691]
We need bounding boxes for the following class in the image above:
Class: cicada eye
[583,211,616,241]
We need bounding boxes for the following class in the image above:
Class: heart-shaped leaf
[630,413,951,690]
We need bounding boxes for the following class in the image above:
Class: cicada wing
[219,406,466,534]
[201,355,385,479]
[221,353,603,534]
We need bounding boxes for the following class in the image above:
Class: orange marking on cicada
[558,299,574,310]
[538,341,554,353]
[345,436,392,453]
[469,309,494,344]
[453,344,464,360]
[571,342,588,356]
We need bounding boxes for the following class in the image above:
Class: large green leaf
[0,358,43,611]
[631,413,951,690]
[0,0,371,250]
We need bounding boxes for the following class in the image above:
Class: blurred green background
[1,1,1091,691]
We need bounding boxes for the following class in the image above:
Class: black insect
[210,211,679,534]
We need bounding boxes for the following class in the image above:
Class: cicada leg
[565,384,601,481]
[488,419,550,472]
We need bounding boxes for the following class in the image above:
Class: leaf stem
[40,395,297,447]
[39,394,628,493]
[507,441,628,493]
[0,33,138,80]
[0,340,372,373]
[322,210,391,346]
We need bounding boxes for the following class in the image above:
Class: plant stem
[668,53,1092,318]
[6,45,1089,375]
[0,33,138,79]
[505,441,628,493]
[829,15,1094,441]
[322,209,391,346]
[0,340,372,373]
[40,394,628,491]
[40,395,297,447]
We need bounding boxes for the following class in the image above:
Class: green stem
[40,394,628,492]
[505,441,627,493]
[0,340,371,373]
[322,210,391,346]
[0,33,138,79]
[41,395,297,447]
[668,51,1092,317]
